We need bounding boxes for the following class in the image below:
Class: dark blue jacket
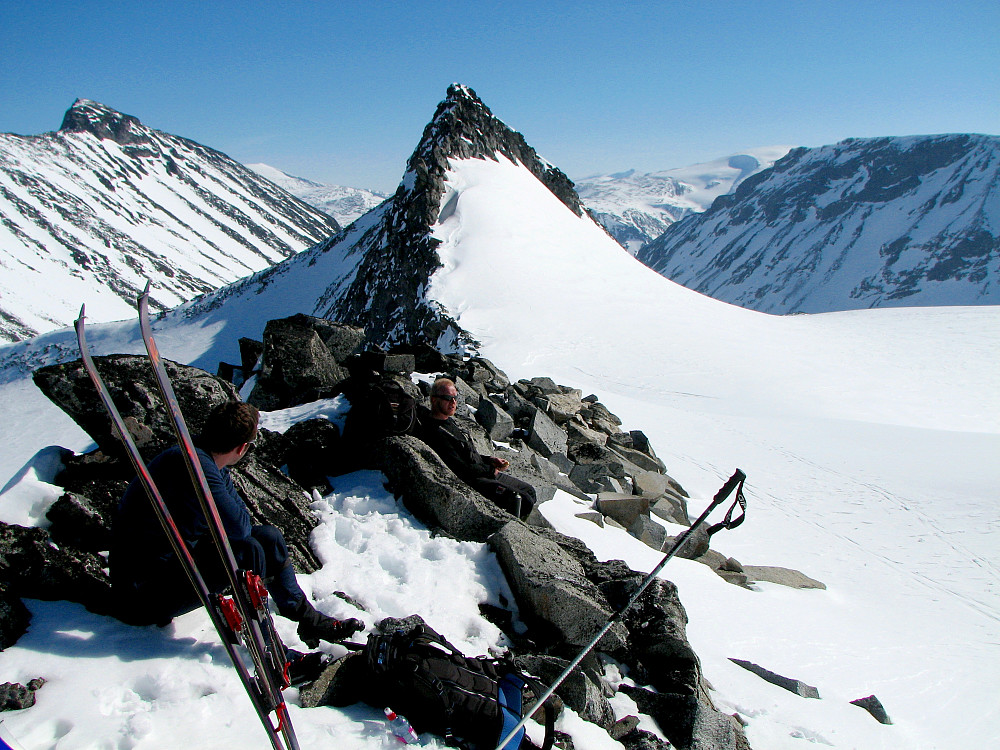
[111,445,251,588]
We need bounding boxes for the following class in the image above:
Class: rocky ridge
[4,312,846,748]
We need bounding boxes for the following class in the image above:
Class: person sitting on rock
[418,378,536,519]
[111,401,363,649]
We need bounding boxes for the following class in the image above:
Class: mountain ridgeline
[0,99,341,343]
[637,134,1000,313]
[187,84,590,352]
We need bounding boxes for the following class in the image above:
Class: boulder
[372,436,509,542]
[650,495,690,526]
[0,590,31,651]
[628,515,668,550]
[515,654,616,729]
[475,397,515,442]
[0,523,112,615]
[383,353,416,375]
[526,408,568,458]
[741,566,826,590]
[282,418,343,493]
[620,685,750,750]
[249,316,347,409]
[33,355,241,461]
[851,694,892,725]
[660,525,711,560]
[543,392,585,425]
[489,522,627,652]
[230,454,321,573]
[238,337,263,374]
[729,659,820,699]
[608,442,667,474]
[596,494,651,528]
[45,491,112,553]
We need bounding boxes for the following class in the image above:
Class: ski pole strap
[706,472,747,536]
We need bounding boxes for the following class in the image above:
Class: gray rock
[608,442,667,474]
[650,495,690,526]
[250,316,347,409]
[45,491,111,553]
[575,511,605,527]
[383,353,416,374]
[527,408,568,458]
[453,376,482,410]
[489,522,627,651]
[628,515,668,550]
[475,397,515,441]
[0,590,31,651]
[33,355,241,461]
[543,392,585,424]
[0,523,112,615]
[0,678,45,711]
[729,659,820,698]
[373,435,509,542]
[515,654,616,729]
[504,386,538,424]
[238,337,263,375]
[596,494,651,528]
[741,566,826,589]
[851,694,892,724]
[660,525,711,560]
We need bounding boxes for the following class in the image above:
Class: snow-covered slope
[0,86,998,750]
[0,100,341,343]
[638,134,1000,312]
[247,163,388,228]
[576,147,792,253]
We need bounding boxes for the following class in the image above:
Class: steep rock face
[0,99,341,343]
[186,85,591,353]
[637,134,1000,313]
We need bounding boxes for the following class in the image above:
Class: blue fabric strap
[497,674,527,750]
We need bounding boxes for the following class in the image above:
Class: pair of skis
[75,284,299,750]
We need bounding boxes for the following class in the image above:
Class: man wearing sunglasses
[111,400,363,648]
[420,378,537,519]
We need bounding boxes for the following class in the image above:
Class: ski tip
[142,279,151,296]
[77,304,86,321]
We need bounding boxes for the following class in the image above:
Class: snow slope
[0,153,997,749]
[247,163,388,228]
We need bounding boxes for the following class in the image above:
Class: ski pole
[494,469,747,750]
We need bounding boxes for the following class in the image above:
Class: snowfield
[0,154,997,749]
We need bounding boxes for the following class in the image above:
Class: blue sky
[2,1,997,193]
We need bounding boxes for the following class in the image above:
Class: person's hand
[491,456,510,471]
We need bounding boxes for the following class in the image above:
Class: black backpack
[343,374,418,445]
[364,624,555,750]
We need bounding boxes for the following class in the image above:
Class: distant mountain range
[0,99,341,342]
[1,97,995,347]
[575,146,792,254]
[246,163,387,228]
[638,134,1000,313]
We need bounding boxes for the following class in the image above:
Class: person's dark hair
[200,401,259,454]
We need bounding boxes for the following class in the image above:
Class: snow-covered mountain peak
[638,133,1000,312]
[0,100,341,343]
[245,163,387,227]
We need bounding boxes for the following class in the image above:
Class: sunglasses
[432,394,458,402]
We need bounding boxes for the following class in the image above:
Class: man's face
[430,384,459,419]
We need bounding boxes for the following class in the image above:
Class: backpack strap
[498,672,555,750]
